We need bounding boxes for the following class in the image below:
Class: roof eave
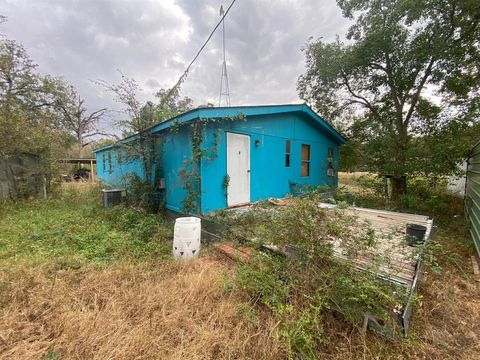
[301,104,347,144]
[92,103,347,153]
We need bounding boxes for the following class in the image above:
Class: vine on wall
[115,114,245,214]
[222,174,230,201]
[119,132,165,212]
[179,114,245,214]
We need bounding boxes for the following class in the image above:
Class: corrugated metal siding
[466,142,480,257]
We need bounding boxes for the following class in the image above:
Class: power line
[161,0,239,107]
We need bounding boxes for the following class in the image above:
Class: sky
[0,0,350,130]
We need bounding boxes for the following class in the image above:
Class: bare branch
[340,72,382,121]
[404,57,436,126]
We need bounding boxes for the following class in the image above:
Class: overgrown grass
[0,257,284,359]
[209,175,479,359]
[337,172,473,258]
[338,173,463,221]
[0,184,286,359]
[1,180,478,359]
[334,172,480,360]
[0,183,173,268]
[211,193,410,358]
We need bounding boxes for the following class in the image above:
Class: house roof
[93,103,347,153]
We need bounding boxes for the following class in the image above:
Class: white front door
[227,132,250,207]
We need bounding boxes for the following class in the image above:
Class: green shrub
[355,174,385,196]
[122,173,165,213]
[228,194,402,357]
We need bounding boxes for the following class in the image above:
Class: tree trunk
[390,176,407,199]
[390,124,408,199]
[78,134,84,158]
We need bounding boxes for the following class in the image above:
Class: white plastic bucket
[173,217,201,260]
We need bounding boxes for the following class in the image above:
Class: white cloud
[0,0,351,130]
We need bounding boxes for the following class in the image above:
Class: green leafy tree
[97,73,193,136]
[97,74,194,210]
[339,143,359,172]
[298,0,480,197]
[0,39,69,155]
[0,39,75,191]
[154,88,194,122]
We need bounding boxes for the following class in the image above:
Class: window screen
[117,148,123,164]
[328,147,334,169]
[301,144,310,177]
[107,151,112,174]
[285,140,291,167]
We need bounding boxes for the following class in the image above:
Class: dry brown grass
[409,266,480,359]
[1,252,479,360]
[2,182,479,359]
[0,255,284,360]
[338,171,379,196]
[312,265,480,360]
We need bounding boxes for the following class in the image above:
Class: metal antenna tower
[218,5,231,106]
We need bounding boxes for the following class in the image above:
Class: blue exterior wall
[95,147,144,187]
[94,105,343,215]
[161,126,193,212]
[200,113,339,213]
[95,126,194,213]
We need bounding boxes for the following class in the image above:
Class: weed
[0,184,173,267]
[122,173,165,212]
[237,303,258,327]
[224,193,404,357]
[0,257,285,359]
[40,351,59,360]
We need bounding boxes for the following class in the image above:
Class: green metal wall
[466,141,480,257]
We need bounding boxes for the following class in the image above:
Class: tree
[154,88,194,121]
[0,38,75,192]
[57,87,110,158]
[298,0,480,197]
[0,39,68,156]
[339,143,359,173]
[0,40,47,115]
[97,74,195,210]
[97,72,194,136]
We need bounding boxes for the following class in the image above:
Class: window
[328,147,334,169]
[102,154,106,172]
[117,148,123,164]
[285,140,291,167]
[107,151,112,174]
[301,144,310,177]
[327,147,334,176]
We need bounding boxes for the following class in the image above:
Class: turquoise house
[93,104,346,214]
